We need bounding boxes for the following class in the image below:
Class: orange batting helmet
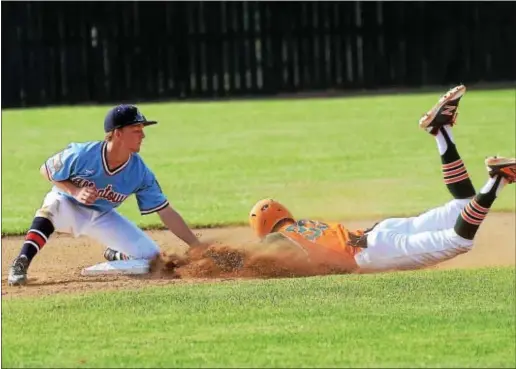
[249,198,294,239]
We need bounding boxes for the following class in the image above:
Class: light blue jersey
[44,141,169,214]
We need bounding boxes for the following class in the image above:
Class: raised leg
[419,84,476,199]
[454,156,515,240]
[355,156,515,273]
[371,85,478,235]
[356,227,473,272]
[372,198,470,234]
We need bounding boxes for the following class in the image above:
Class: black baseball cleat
[8,255,29,286]
[104,248,131,261]
[485,156,516,183]
[419,85,466,135]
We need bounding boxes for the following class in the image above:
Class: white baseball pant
[38,191,160,259]
[354,198,474,272]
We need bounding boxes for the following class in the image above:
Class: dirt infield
[2,213,514,300]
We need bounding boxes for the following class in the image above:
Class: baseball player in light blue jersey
[8,104,202,286]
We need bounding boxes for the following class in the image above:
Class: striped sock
[438,127,476,199]
[19,217,55,265]
[454,176,504,240]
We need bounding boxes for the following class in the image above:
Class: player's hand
[73,187,98,205]
[186,242,211,260]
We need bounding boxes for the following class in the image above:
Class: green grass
[2,89,515,234]
[2,92,514,368]
[2,267,515,368]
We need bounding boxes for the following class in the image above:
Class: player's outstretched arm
[157,205,201,247]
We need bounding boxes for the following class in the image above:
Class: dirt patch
[150,242,356,281]
[2,214,514,300]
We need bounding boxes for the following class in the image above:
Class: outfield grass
[2,267,515,368]
[2,89,515,234]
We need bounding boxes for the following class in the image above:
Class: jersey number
[284,220,330,241]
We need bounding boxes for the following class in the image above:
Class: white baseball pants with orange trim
[354,198,474,272]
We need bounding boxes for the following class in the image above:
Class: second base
[81,260,150,276]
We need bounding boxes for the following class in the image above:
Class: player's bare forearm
[39,163,97,204]
[158,205,201,247]
[40,164,79,196]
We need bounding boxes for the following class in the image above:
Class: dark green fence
[2,1,515,108]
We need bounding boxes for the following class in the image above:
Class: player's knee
[450,198,472,211]
[35,197,61,223]
[450,231,474,252]
[132,237,160,260]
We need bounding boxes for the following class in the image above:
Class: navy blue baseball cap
[104,104,158,133]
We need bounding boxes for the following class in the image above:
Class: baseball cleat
[8,255,29,286]
[485,156,516,183]
[419,85,466,135]
[103,248,131,261]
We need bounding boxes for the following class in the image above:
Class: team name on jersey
[71,177,129,204]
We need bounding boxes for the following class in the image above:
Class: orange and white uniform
[249,198,475,274]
